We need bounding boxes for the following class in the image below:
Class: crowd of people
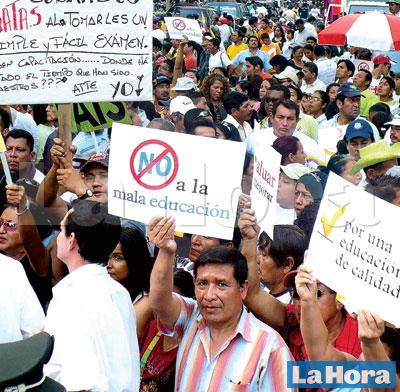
[0,0,400,391]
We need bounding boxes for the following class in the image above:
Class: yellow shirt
[227,42,248,77]
[226,43,248,61]
[260,43,282,59]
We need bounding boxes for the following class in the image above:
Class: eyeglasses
[193,111,211,120]
[0,218,17,232]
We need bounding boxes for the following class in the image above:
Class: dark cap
[337,82,362,98]
[345,118,374,142]
[0,332,66,392]
[297,171,328,201]
[184,108,213,131]
[80,152,109,173]
[153,74,171,87]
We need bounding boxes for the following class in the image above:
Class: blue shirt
[232,49,271,72]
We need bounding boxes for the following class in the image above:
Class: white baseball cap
[169,96,196,115]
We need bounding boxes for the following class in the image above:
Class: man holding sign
[148,216,294,391]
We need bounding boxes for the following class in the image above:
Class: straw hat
[349,140,400,175]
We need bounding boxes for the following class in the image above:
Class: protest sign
[108,123,247,240]
[164,17,203,44]
[317,127,347,163]
[354,59,374,73]
[306,173,400,327]
[56,102,131,132]
[250,142,281,239]
[0,0,153,104]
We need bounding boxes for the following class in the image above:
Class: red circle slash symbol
[172,18,186,31]
[130,139,179,190]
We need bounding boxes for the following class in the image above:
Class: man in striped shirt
[148,216,294,391]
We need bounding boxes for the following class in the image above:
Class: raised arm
[6,184,50,277]
[296,264,355,361]
[170,37,187,94]
[358,310,399,392]
[36,138,70,222]
[239,207,287,330]
[148,216,181,330]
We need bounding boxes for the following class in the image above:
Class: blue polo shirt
[232,49,271,72]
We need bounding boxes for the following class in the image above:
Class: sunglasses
[193,111,211,120]
[0,218,17,232]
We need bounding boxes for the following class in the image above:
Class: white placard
[250,142,281,239]
[307,173,400,327]
[317,126,347,163]
[165,17,203,44]
[108,124,247,240]
[354,59,374,73]
[0,0,153,104]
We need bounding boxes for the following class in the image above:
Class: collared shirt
[0,255,45,343]
[301,78,327,95]
[224,114,253,141]
[315,56,337,85]
[233,49,271,72]
[159,295,294,392]
[45,264,140,392]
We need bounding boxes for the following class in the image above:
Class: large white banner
[250,143,281,239]
[0,0,153,104]
[307,173,400,327]
[108,124,247,240]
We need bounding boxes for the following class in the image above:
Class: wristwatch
[78,189,93,200]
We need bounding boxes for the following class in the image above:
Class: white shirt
[45,264,139,392]
[218,24,232,44]
[301,78,327,95]
[309,7,320,17]
[247,127,325,169]
[224,114,254,141]
[209,51,232,71]
[320,114,381,142]
[293,27,317,47]
[0,254,45,343]
[315,113,327,126]
[315,56,337,85]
